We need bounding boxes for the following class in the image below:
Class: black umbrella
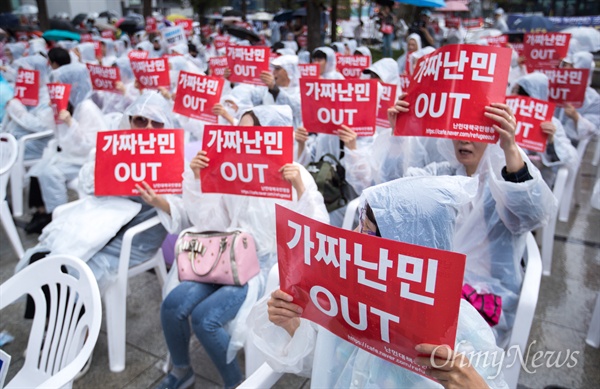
[49,18,77,32]
[117,17,144,34]
[72,13,88,26]
[223,10,244,18]
[508,15,556,32]
[0,13,19,29]
[224,25,260,44]
[293,8,306,17]
[274,10,294,23]
[99,11,118,20]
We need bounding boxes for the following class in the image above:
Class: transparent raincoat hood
[573,51,595,86]
[363,58,399,85]
[13,54,51,85]
[29,38,47,56]
[50,62,93,107]
[313,46,338,75]
[354,46,372,59]
[123,90,175,128]
[271,54,300,88]
[407,33,422,51]
[115,57,134,84]
[5,43,26,62]
[243,105,293,127]
[222,84,254,115]
[75,42,98,63]
[517,72,549,101]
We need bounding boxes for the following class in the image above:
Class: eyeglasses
[129,116,165,128]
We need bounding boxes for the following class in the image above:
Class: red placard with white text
[523,33,570,69]
[47,83,71,122]
[462,18,483,29]
[511,43,525,57]
[395,44,511,144]
[505,96,555,153]
[533,68,589,108]
[445,17,461,29]
[14,69,39,106]
[101,30,114,40]
[226,45,270,85]
[92,40,102,59]
[200,125,294,200]
[174,19,194,36]
[201,25,212,38]
[336,55,371,79]
[208,56,228,77]
[94,129,184,196]
[130,58,170,89]
[276,205,466,378]
[80,33,93,43]
[300,79,378,136]
[128,50,149,60]
[399,75,411,92]
[376,83,398,128]
[173,72,224,123]
[485,35,508,47]
[87,64,121,93]
[213,34,230,50]
[146,17,157,32]
[299,64,319,78]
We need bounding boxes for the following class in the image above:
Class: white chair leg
[1,200,25,258]
[541,214,557,276]
[103,281,128,372]
[586,292,600,348]
[592,139,600,167]
[559,166,578,223]
[10,164,24,217]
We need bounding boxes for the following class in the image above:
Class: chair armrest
[117,215,162,280]
[237,362,284,389]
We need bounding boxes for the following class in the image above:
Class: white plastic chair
[0,133,25,258]
[52,201,168,372]
[559,137,590,222]
[0,254,102,389]
[592,137,599,167]
[341,198,361,231]
[536,167,568,276]
[504,232,543,389]
[9,130,53,217]
[586,292,600,348]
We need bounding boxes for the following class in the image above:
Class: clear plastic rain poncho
[397,33,421,75]
[217,84,255,126]
[159,104,329,363]
[557,51,600,143]
[405,141,556,347]
[2,54,54,159]
[28,38,47,56]
[95,56,140,118]
[516,72,579,170]
[248,175,509,389]
[313,46,344,80]
[354,45,372,61]
[135,40,153,52]
[2,43,26,81]
[345,39,357,55]
[75,42,98,64]
[331,41,345,53]
[100,38,117,66]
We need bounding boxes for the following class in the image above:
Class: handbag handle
[190,237,228,277]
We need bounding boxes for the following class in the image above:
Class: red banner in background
[398,75,411,93]
[226,46,270,85]
[395,44,511,144]
[80,33,93,43]
[128,50,150,60]
[92,40,102,59]
[462,18,484,29]
[200,125,294,200]
[174,19,194,35]
[47,83,71,122]
[523,33,570,69]
[336,55,371,79]
[87,64,121,93]
[299,64,319,78]
[201,25,212,38]
[130,58,170,89]
[445,17,461,29]
[505,96,555,153]
[376,83,397,128]
[208,56,228,77]
[146,17,157,32]
[101,30,114,40]
[173,72,224,123]
[94,129,184,196]
[275,205,466,378]
[533,68,589,108]
[14,69,39,106]
[300,79,378,137]
[485,35,508,47]
[213,34,230,50]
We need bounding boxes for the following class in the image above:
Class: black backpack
[306,153,358,213]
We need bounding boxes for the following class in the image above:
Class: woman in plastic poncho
[251,176,509,389]
[141,105,329,389]
[396,33,421,76]
[0,42,26,82]
[389,96,556,347]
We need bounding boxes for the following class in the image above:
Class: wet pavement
[0,140,598,389]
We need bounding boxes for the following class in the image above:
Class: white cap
[494,8,505,15]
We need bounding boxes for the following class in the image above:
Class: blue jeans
[382,33,393,58]
[161,281,249,388]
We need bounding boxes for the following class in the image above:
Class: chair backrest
[0,133,18,199]
[0,255,102,389]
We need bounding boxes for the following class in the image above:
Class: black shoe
[24,212,52,234]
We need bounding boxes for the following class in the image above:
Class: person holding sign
[0,42,26,82]
[212,84,255,126]
[389,94,556,347]
[557,52,600,146]
[513,73,578,187]
[149,105,328,389]
[312,46,344,80]
[249,176,508,388]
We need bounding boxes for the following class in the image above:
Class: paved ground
[0,140,598,389]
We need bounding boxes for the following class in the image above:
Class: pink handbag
[461,283,502,327]
[176,230,260,286]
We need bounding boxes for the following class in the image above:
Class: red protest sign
[94,129,185,196]
[445,17,461,29]
[399,74,411,92]
[174,18,194,35]
[226,46,270,85]
[376,83,397,128]
[276,205,466,377]
[201,25,212,38]
[80,33,93,43]
[101,30,114,40]
[485,35,508,47]
[87,63,121,93]
[173,72,224,123]
[146,16,157,32]
[506,96,555,152]
[128,50,149,60]
[511,43,525,57]
[200,125,294,200]
[47,83,71,122]
[534,68,589,108]
[523,33,570,69]
[299,64,319,78]
[336,55,371,79]
[462,18,483,29]
[92,40,102,59]
[300,79,378,137]
[14,69,40,106]
[213,34,230,50]
[208,56,228,77]
[395,44,511,144]
[130,58,170,89]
